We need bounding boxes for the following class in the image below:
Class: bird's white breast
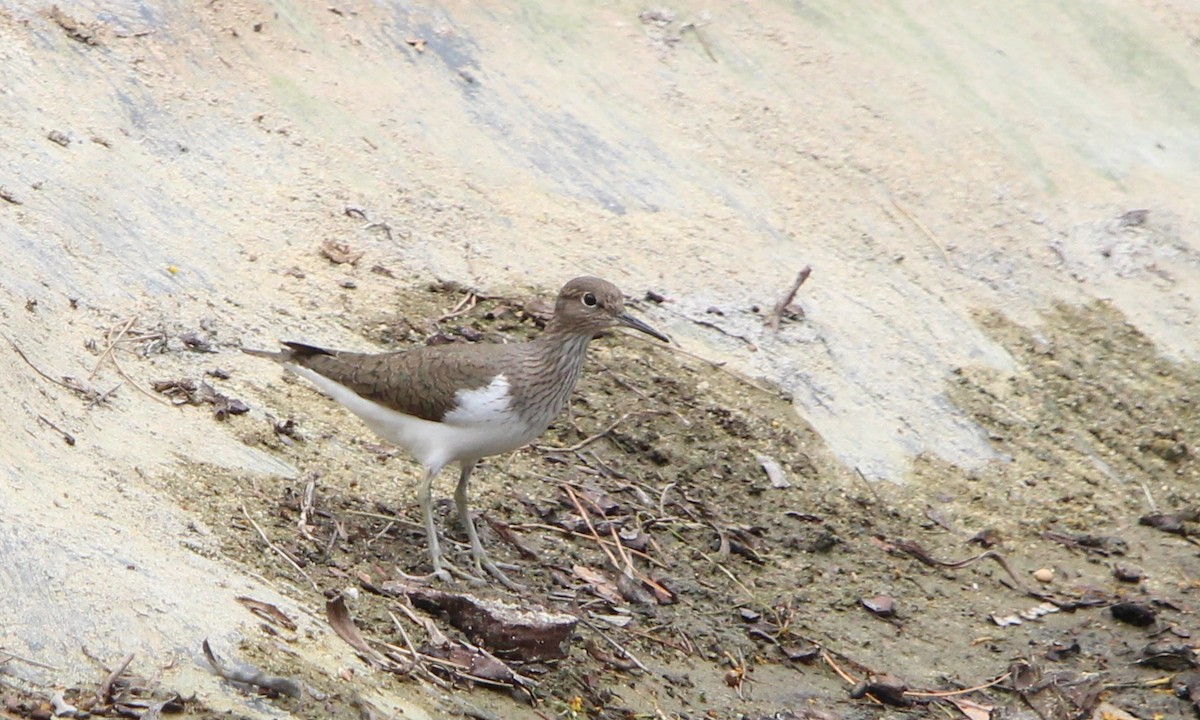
[443,374,514,426]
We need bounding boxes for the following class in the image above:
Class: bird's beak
[617,312,670,343]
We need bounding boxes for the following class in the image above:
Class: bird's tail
[241,341,334,363]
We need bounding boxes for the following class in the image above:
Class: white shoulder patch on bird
[443,374,514,426]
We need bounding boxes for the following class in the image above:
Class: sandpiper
[243,277,669,588]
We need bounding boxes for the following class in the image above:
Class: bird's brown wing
[266,341,511,422]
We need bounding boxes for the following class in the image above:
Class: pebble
[1033,567,1054,583]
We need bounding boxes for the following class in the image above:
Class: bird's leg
[415,466,454,584]
[411,464,486,585]
[455,462,523,591]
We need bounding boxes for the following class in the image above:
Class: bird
[242,276,669,588]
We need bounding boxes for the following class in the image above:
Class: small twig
[363,221,393,242]
[436,292,478,322]
[578,618,649,673]
[892,538,1031,595]
[87,382,123,409]
[385,610,420,675]
[482,515,539,560]
[907,671,1012,698]
[6,334,89,394]
[0,649,59,671]
[853,466,887,506]
[108,353,172,406]
[600,365,691,427]
[680,22,716,61]
[89,315,138,380]
[701,552,756,601]
[609,525,634,575]
[240,503,319,592]
[821,649,859,685]
[766,266,812,332]
[340,507,425,531]
[889,196,949,264]
[1139,480,1158,513]
[562,484,622,572]
[689,318,758,351]
[202,639,302,698]
[97,652,135,704]
[36,415,76,446]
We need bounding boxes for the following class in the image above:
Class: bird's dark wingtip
[281,341,335,358]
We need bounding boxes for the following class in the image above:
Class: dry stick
[906,671,1012,698]
[853,466,887,506]
[599,365,692,427]
[436,292,477,322]
[97,652,135,704]
[562,484,622,572]
[609,525,673,600]
[765,266,812,332]
[821,650,884,706]
[577,617,649,673]
[1139,480,1159,513]
[6,334,89,394]
[385,610,420,675]
[701,553,757,602]
[36,415,75,446]
[107,352,172,406]
[680,22,717,61]
[893,539,1032,596]
[240,503,319,592]
[0,649,60,671]
[89,315,138,380]
[609,525,634,574]
[77,316,171,407]
[342,508,469,548]
[623,625,692,655]
[821,649,860,685]
[889,196,950,264]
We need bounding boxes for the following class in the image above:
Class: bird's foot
[392,567,456,585]
[475,556,525,592]
[443,561,488,586]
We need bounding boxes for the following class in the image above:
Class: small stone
[1111,601,1156,627]
[1033,568,1054,583]
[738,607,761,623]
[861,594,895,617]
[1113,565,1143,583]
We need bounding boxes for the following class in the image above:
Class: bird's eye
[582,292,599,307]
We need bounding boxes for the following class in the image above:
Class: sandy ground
[2,1,1199,718]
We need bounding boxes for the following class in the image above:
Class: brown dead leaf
[236,596,296,631]
[326,595,395,670]
[573,565,623,605]
[948,696,992,720]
